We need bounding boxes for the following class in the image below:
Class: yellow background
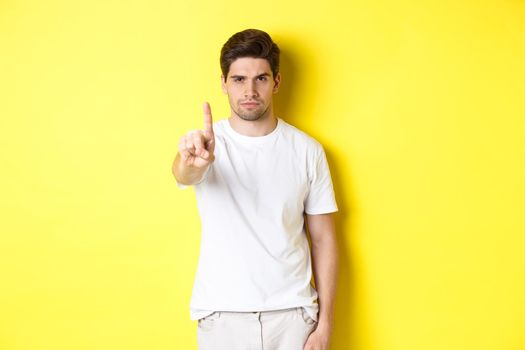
[1,0,524,349]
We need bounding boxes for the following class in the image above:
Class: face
[221,57,281,121]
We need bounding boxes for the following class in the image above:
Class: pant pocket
[300,309,318,325]
[198,312,221,332]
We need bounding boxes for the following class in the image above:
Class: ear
[273,73,281,94]
[221,75,227,94]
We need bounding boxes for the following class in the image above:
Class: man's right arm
[172,102,215,186]
[172,152,211,185]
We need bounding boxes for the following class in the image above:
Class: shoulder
[212,118,228,135]
[279,119,325,153]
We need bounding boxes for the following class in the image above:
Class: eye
[234,77,244,82]
[257,76,267,81]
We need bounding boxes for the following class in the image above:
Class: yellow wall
[1,0,524,349]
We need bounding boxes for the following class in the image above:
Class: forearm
[172,153,209,185]
[310,229,338,328]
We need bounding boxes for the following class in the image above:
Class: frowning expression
[221,57,281,121]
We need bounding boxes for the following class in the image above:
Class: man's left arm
[304,212,338,349]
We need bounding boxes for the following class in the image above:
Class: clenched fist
[178,102,215,168]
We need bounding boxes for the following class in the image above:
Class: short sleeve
[304,144,338,215]
[175,164,211,189]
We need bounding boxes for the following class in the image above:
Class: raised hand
[178,102,216,168]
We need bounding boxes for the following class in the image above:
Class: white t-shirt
[178,117,338,321]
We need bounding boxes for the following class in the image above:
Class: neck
[228,109,278,137]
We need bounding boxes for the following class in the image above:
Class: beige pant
[196,307,318,350]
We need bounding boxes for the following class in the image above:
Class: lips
[240,102,259,107]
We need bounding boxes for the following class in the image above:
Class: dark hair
[220,29,280,81]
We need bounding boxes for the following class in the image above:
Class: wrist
[317,316,334,332]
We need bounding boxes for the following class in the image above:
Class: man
[172,29,338,350]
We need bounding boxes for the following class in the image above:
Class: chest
[213,139,310,207]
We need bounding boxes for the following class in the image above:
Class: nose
[244,80,258,98]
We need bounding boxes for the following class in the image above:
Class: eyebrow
[230,73,271,79]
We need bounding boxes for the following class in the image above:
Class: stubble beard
[233,103,271,121]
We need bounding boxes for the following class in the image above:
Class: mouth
[240,102,260,108]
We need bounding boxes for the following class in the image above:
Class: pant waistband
[208,307,303,320]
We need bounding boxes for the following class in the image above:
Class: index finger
[203,102,214,135]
